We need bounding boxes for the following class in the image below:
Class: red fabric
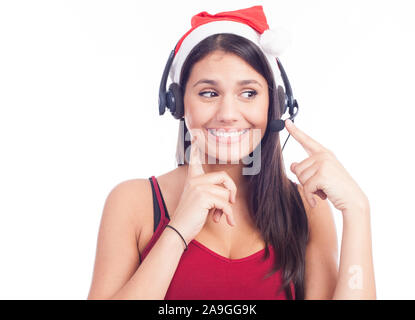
[140,176,295,300]
[175,5,269,56]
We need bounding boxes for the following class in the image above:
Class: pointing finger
[285,119,324,155]
[188,133,205,178]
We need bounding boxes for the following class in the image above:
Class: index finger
[187,134,205,178]
[285,119,325,155]
[186,131,237,203]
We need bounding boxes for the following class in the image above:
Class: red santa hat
[169,5,291,86]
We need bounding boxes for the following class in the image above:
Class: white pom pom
[259,27,291,57]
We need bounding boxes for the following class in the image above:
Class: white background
[0,0,414,299]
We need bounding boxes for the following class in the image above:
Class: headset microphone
[269,119,285,132]
[269,98,299,133]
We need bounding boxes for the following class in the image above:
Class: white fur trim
[169,20,283,87]
[260,28,291,57]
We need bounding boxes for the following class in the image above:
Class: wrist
[342,201,370,221]
[163,224,188,252]
[169,218,192,244]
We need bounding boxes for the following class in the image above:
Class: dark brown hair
[175,33,309,300]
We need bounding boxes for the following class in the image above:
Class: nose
[215,93,240,123]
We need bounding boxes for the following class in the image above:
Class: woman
[87,6,376,300]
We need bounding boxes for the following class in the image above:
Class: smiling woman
[87,5,375,301]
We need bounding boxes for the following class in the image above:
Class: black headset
[158,39,299,151]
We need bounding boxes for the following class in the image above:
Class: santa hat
[169,5,291,86]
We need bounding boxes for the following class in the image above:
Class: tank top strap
[139,176,171,263]
[150,176,170,221]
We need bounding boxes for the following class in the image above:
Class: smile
[207,128,249,137]
[206,128,250,144]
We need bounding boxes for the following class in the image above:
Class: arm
[110,227,186,300]
[87,180,186,300]
[331,203,376,299]
[300,184,376,299]
[300,185,339,299]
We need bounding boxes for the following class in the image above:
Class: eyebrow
[192,79,262,88]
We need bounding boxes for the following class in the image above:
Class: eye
[241,90,257,99]
[199,91,218,98]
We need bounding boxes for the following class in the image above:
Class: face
[183,50,269,164]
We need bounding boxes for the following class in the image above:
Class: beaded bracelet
[165,224,188,251]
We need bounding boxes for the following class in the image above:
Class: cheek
[259,97,269,133]
[184,94,213,129]
[183,94,198,128]
[247,102,269,135]
[184,103,210,141]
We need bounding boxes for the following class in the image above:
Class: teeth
[208,129,248,137]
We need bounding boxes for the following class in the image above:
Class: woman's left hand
[284,119,369,214]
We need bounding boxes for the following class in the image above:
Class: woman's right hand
[168,135,237,245]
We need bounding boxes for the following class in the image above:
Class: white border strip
[169,20,282,86]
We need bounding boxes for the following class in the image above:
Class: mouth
[205,128,250,144]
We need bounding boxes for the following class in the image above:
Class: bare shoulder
[98,179,150,252]
[107,178,153,229]
[105,166,185,247]
[88,171,185,299]
[87,178,153,299]
[108,178,152,206]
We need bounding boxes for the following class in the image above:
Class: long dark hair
[175,33,309,300]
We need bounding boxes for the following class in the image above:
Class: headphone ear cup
[277,85,287,115]
[167,83,184,119]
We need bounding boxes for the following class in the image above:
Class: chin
[204,141,255,164]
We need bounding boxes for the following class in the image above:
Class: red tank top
[139,176,295,300]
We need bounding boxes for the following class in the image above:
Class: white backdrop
[0,0,414,299]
